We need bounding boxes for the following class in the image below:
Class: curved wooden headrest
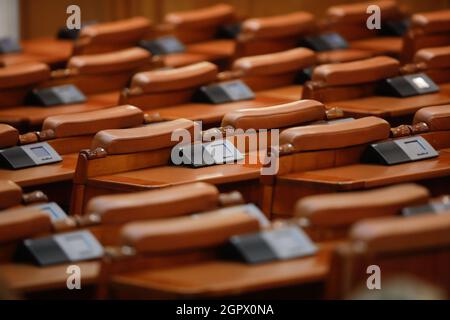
[87,182,220,224]
[242,11,315,39]
[165,3,235,28]
[413,105,450,131]
[280,117,390,152]
[42,105,144,138]
[221,100,326,130]
[312,56,399,86]
[350,213,450,253]
[68,47,151,75]
[130,62,218,94]
[121,205,261,254]
[79,17,151,44]
[296,184,430,227]
[0,124,19,149]
[411,9,450,34]
[0,180,22,210]
[327,0,399,23]
[0,207,52,244]
[232,48,316,76]
[0,62,50,89]
[91,118,198,155]
[414,46,450,70]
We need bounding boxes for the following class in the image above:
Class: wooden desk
[111,241,337,299]
[327,84,450,123]
[0,154,77,187]
[0,261,99,293]
[186,39,236,62]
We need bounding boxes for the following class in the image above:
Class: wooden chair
[302,56,450,125]
[294,183,430,241]
[402,9,450,62]
[70,100,342,215]
[0,48,156,132]
[120,61,288,128]
[96,204,333,299]
[220,48,316,101]
[402,46,450,86]
[261,116,450,218]
[326,213,450,299]
[4,17,153,69]
[0,105,149,208]
[163,4,238,68]
[0,182,240,297]
[325,0,406,58]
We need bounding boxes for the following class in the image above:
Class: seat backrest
[0,63,50,108]
[302,56,400,102]
[413,104,450,132]
[164,4,236,44]
[49,47,155,95]
[0,180,22,210]
[403,46,450,84]
[120,62,218,109]
[402,10,450,62]
[295,183,429,240]
[74,17,152,55]
[229,48,316,91]
[0,124,19,149]
[18,105,145,155]
[327,213,450,298]
[326,0,404,41]
[236,11,316,57]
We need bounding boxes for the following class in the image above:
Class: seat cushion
[162,52,213,68]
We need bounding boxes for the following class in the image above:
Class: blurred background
[1,0,449,40]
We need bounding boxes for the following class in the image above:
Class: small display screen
[64,234,93,255]
[412,77,430,89]
[223,81,255,101]
[404,140,428,155]
[30,146,51,158]
[40,205,58,219]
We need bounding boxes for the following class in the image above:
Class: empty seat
[121,61,288,127]
[402,9,450,62]
[295,183,430,240]
[326,0,406,57]
[327,213,450,298]
[0,48,155,131]
[0,105,147,208]
[262,116,450,217]
[303,56,450,125]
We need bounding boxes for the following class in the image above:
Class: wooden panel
[20,0,450,39]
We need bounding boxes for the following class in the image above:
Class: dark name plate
[196,80,255,104]
[16,230,104,266]
[229,226,317,264]
[378,73,439,98]
[0,142,62,170]
[27,84,87,106]
[0,37,22,54]
[172,139,244,168]
[140,36,185,56]
[299,32,348,52]
[364,136,438,166]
